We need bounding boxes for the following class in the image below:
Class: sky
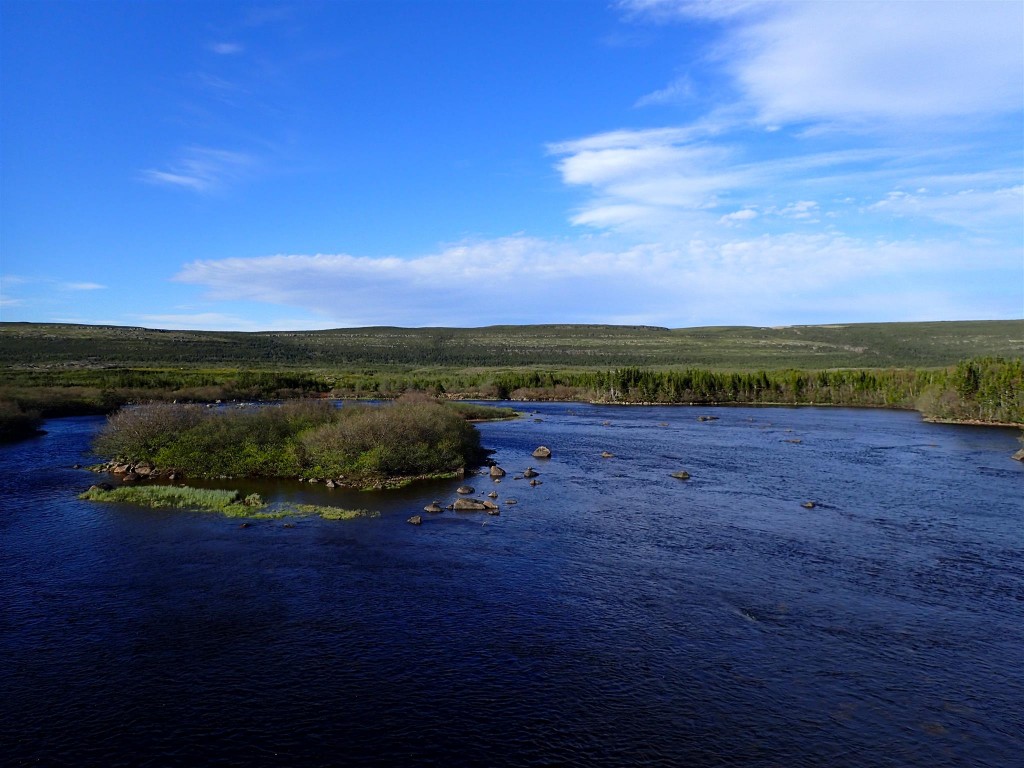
[1,0,1022,331]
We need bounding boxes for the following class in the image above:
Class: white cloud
[141,147,254,193]
[131,312,329,332]
[61,282,106,291]
[173,232,1019,328]
[719,208,757,224]
[869,186,1024,234]
[625,1,1023,128]
[635,76,694,107]
[208,42,244,55]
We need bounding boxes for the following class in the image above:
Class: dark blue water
[2,404,1022,767]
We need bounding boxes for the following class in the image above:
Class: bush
[92,398,483,481]
[302,399,482,478]
[0,400,42,442]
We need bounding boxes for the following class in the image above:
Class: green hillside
[1,319,1020,370]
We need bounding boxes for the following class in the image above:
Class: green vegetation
[2,319,1020,370]
[0,399,43,442]
[78,484,376,520]
[92,395,492,483]
[1,320,1020,425]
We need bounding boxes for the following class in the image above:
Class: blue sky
[2,0,1021,330]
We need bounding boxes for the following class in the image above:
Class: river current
[1,403,1021,767]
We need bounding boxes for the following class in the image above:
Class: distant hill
[0,320,1021,371]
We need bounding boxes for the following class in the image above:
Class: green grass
[2,319,1021,370]
[79,484,378,520]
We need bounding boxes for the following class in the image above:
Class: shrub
[0,399,42,442]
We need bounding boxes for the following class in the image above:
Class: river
[1,403,1022,767]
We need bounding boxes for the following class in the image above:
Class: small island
[83,394,517,517]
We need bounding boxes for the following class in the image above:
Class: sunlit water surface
[2,404,1021,767]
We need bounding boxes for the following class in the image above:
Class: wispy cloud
[131,312,330,332]
[635,76,694,107]
[142,147,254,193]
[208,41,244,55]
[61,282,106,291]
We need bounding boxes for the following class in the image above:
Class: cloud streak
[142,147,254,193]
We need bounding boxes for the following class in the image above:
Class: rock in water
[456,486,474,495]
[489,465,506,478]
[532,446,552,459]
[1013,448,1024,462]
[487,491,498,498]
[453,498,488,511]
[670,471,690,480]
[407,515,423,525]
[801,501,816,509]
[522,468,539,478]
[423,502,443,513]
[601,451,614,459]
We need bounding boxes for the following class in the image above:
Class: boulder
[456,485,475,495]
[122,472,140,484]
[532,446,552,459]
[407,515,423,525]
[453,498,488,511]
[802,501,816,509]
[482,500,499,510]
[601,451,614,459]
[522,468,538,478]
[111,463,131,474]
[670,470,690,480]
[489,465,506,478]
[325,479,336,488]
[1013,448,1024,462]
[487,491,498,498]
[423,502,443,513]
[134,464,154,476]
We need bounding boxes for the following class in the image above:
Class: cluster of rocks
[94,461,179,484]
[407,446,551,525]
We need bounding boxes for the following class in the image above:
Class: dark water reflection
[1,405,1022,767]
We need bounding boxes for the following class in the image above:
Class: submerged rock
[504,498,518,505]
[698,415,719,422]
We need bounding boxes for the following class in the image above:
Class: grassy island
[79,484,376,520]
[91,394,515,486]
